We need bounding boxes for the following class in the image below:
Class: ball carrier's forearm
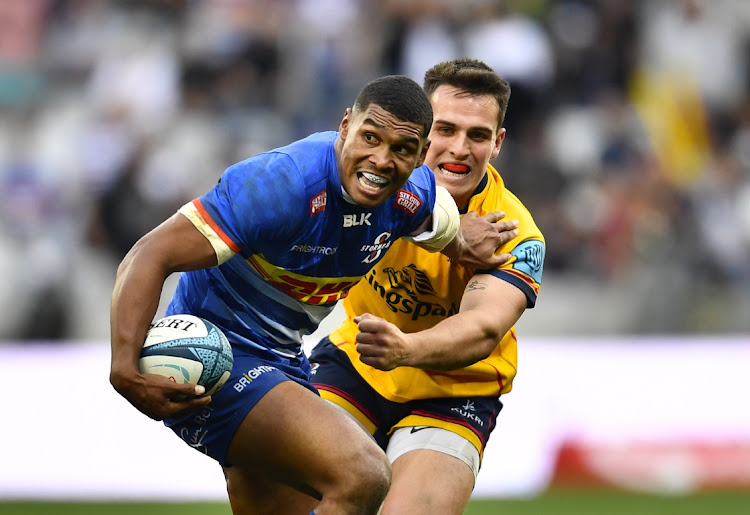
[110,238,171,382]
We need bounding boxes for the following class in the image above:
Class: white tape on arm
[178,202,236,265]
[403,186,460,252]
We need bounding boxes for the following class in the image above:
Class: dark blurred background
[1,0,749,341]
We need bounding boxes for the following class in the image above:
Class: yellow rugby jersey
[328,164,545,402]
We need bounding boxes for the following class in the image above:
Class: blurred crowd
[1,0,749,340]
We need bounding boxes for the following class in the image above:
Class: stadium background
[1,0,749,513]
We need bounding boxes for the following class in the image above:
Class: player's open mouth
[358,171,389,191]
[439,163,470,177]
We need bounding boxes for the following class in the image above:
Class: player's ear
[490,128,506,160]
[338,108,353,139]
[415,139,430,168]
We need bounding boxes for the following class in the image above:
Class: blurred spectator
[462,1,555,134]
[0,0,48,107]
[85,9,180,137]
[383,0,461,83]
[3,0,750,340]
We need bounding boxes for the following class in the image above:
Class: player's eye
[394,142,420,158]
[470,131,491,141]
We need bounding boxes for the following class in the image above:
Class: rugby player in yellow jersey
[309,59,545,514]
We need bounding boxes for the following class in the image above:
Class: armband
[403,186,459,252]
[178,201,236,265]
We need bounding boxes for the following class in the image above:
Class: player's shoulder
[407,163,436,187]
[400,163,436,202]
[484,165,543,239]
[222,132,338,190]
[272,131,338,160]
[237,131,335,166]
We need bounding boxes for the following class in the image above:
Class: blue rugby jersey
[167,131,436,358]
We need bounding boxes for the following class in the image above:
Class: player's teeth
[361,172,388,184]
[440,166,464,177]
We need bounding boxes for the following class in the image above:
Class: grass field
[2,491,749,515]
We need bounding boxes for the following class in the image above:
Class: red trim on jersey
[504,268,541,295]
[477,358,505,392]
[247,256,271,279]
[193,199,242,253]
[314,383,380,426]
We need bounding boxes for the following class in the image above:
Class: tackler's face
[426,85,505,211]
[337,104,429,208]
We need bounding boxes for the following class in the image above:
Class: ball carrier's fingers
[451,211,519,269]
[126,374,212,421]
[482,211,518,232]
[479,211,519,266]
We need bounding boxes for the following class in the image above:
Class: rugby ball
[139,314,233,396]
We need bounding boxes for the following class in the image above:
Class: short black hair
[423,59,511,129]
[353,75,433,138]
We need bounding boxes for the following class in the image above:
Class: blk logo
[344,213,372,227]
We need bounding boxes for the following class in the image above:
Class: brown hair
[423,59,511,129]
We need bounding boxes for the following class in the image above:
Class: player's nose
[370,145,395,171]
[448,134,470,159]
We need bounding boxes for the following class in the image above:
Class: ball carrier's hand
[112,370,212,421]
[443,211,519,269]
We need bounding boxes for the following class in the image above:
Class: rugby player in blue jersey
[110,75,515,515]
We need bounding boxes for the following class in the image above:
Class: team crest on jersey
[360,231,393,264]
[394,190,421,215]
[310,190,327,215]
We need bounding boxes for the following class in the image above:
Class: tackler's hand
[353,313,411,371]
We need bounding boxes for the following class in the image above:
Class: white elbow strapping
[403,186,459,252]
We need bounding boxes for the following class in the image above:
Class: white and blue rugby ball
[139,314,233,396]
